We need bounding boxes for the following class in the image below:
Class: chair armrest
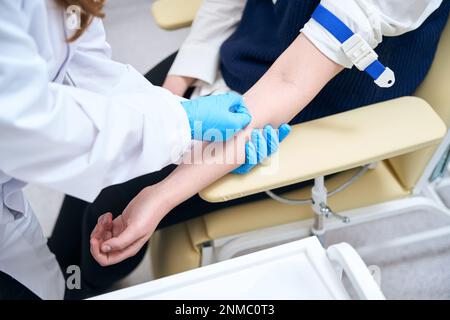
[199,97,447,202]
[151,0,202,30]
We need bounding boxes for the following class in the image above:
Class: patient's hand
[163,75,196,96]
[90,185,169,266]
[232,124,291,174]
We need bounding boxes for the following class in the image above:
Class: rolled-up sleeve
[301,0,443,68]
[168,0,246,84]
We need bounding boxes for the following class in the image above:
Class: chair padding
[202,161,409,239]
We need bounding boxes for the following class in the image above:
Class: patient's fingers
[90,213,114,266]
[224,93,244,109]
[231,112,253,137]
[91,213,112,240]
[231,124,290,175]
[90,231,108,266]
[90,217,103,240]
[227,94,252,130]
[90,223,101,240]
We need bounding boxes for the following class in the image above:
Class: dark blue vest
[220,0,450,123]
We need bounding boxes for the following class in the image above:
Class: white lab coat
[0,1,191,299]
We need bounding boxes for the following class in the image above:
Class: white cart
[93,237,384,300]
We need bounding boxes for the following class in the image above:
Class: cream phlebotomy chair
[150,0,450,279]
[96,237,384,300]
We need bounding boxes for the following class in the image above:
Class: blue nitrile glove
[181,93,252,142]
[232,124,291,174]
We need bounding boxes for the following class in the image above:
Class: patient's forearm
[157,34,343,211]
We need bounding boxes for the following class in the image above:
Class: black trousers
[47,53,312,298]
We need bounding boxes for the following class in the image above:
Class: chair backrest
[387,17,450,190]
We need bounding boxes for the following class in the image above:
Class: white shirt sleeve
[0,2,191,202]
[301,0,444,68]
[168,0,247,84]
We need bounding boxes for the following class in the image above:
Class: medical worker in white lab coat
[0,0,256,299]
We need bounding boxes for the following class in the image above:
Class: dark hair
[57,0,106,41]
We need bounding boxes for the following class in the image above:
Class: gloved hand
[181,93,252,142]
[232,124,291,174]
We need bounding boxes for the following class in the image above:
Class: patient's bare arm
[90,34,343,266]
